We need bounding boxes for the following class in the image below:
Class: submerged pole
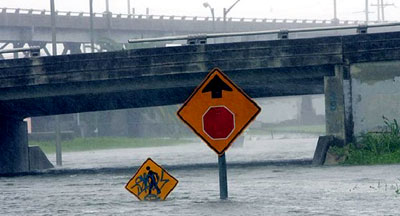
[55,115,62,166]
[51,0,62,166]
[218,153,228,199]
[90,0,94,53]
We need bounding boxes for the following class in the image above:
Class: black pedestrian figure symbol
[146,166,161,195]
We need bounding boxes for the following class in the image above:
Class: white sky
[0,0,399,21]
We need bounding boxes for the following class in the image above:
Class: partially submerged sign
[125,158,178,201]
[177,68,261,155]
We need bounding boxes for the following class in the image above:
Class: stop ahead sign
[177,68,261,155]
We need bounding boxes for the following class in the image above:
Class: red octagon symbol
[202,106,235,140]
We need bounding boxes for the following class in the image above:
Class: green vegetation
[268,125,325,134]
[330,116,400,165]
[248,124,325,136]
[29,137,190,154]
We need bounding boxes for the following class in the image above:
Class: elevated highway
[0,7,368,57]
[0,7,359,43]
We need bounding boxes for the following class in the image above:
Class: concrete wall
[350,60,400,137]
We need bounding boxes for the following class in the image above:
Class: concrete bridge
[2,28,400,174]
[0,7,367,57]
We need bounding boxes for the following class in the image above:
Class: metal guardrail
[128,22,400,44]
[0,46,40,57]
[0,7,377,25]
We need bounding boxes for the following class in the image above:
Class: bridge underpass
[1,29,400,174]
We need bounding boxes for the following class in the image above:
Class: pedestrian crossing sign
[125,158,178,201]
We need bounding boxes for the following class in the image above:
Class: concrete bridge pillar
[0,116,53,175]
[0,116,29,174]
[324,65,347,143]
[12,42,26,58]
[313,65,350,165]
[62,42,82,55]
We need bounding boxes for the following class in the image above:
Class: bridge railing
[0,7,377,25]
[128,22,400,44]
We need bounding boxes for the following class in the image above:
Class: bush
[330,116,400,165]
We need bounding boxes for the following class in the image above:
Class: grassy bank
[248,124,325,136]
[330,117,400,165]
[29,137,190,154]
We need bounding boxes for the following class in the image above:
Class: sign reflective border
[125,158,178,201]
[177,68,261,155]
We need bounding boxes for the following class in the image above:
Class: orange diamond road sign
[177,68,261,155]
[125,158,178,201]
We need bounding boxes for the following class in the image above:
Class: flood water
[1,136,400,215]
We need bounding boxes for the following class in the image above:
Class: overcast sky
[0,0,399,21]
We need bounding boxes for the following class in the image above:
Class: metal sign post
[218,153,228,199]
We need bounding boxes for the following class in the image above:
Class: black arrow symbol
[202,75,233,98]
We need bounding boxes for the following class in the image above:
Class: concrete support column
[324,65,346,142]
[343,73,354,144]
[62,42,82,55]
[0,116,29,174]
[12,42,26,59]
[299,95,317,125]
